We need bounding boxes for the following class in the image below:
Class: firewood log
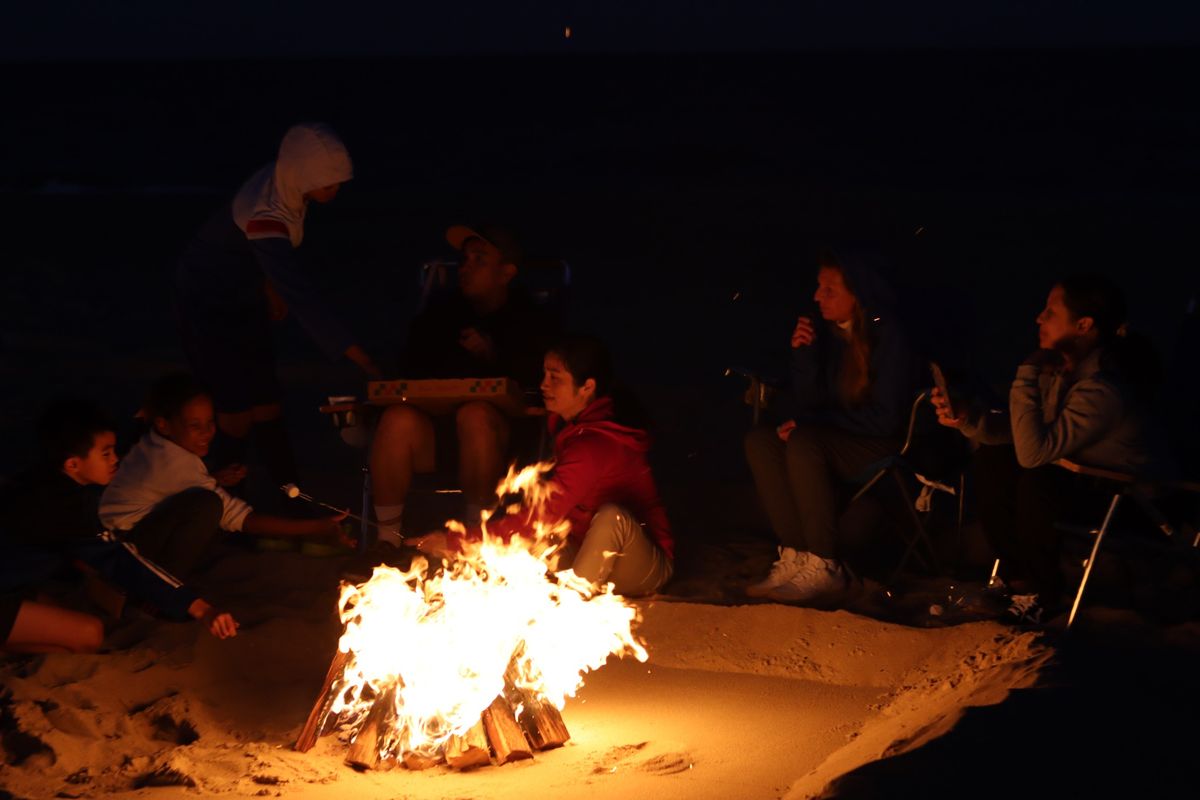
[481,695,533,765]
[345,686,396,770]
[402,751,441,770]
[504,663,570,750]
[295,649,352,752]
[445,720,491,769]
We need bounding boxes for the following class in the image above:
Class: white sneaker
[766,555,850,605]
[745,547,811,597]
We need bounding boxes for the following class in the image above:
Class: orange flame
[328,462,648,761]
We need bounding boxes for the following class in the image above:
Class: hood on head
[823,244,896,321]
[276,122,354,197]
[233,122,353,247]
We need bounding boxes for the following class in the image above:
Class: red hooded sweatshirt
[461,396,674,561]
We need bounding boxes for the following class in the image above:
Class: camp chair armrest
[1053,458,1136,483]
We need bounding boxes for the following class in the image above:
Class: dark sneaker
[1004,593,1045,625]
[340,540,409,582]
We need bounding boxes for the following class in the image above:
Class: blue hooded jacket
[789,248,923,438]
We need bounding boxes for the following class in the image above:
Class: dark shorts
[176,300,282,413]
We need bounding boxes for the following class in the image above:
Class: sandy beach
[3,47,1200,799]
[1,541,1060,800]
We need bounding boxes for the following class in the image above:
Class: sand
[0,545,1053,800]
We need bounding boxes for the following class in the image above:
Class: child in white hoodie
[100,373,346,577]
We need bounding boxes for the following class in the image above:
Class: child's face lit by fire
[541,355,595,421]
[155,395,217,458]
[64,431,119,486]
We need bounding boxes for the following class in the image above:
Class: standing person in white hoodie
[100,374,347,578]
[173,122,381,489]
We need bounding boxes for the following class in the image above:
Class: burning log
[481,695,534,765]
[345,686,396,771]
[402,752,442,770]
[296,649,352,752]
[504,663,570,751]
[445,720,491,770]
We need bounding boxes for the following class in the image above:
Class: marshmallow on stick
[279,484,374,527]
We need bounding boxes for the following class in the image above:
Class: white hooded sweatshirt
[232,122,354,247]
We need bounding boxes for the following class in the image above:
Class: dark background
[3,5,1199,533]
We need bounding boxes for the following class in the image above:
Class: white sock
[374,503,404,546]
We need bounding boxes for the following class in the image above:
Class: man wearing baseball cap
[368,224,555,549]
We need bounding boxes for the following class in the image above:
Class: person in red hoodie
[411,336,674,596]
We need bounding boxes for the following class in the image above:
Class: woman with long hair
[744,248,922,606]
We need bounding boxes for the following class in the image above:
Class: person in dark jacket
[1,400,239,653]
[174,122,380,488]
[411,336,674,596]
[743,247,922,606]
[368,224,555,550]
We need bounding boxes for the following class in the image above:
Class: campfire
[295,463,649,771]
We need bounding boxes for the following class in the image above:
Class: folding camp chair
[726,363,969,583]
[843,389,970,584]
[1048,458,1200,628]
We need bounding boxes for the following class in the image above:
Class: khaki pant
[559,504,673,597]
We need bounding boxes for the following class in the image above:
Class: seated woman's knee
[589,504,635,541]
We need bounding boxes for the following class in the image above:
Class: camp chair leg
[1067,493,1122,629]
[887,469,942,584]
[957,473,966,532]
[850,468,888,505]
[359,466,374,553]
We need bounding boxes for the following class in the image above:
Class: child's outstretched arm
[187,598,239,639]
[240,510,348,539]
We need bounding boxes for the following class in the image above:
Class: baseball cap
[445,223,524,269]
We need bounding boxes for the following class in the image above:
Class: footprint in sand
[638,752,695,775]
[591,742,695,777]
[1,695,57,768]
[591,741,649,773]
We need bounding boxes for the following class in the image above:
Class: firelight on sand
[326,463,648,763]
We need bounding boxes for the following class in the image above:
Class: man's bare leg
[4,601,104,654]
[369,405,436,542]
[456,401,511,520]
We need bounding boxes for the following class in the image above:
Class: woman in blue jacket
[744,247,922,606]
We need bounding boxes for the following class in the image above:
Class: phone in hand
[929,361,954,418]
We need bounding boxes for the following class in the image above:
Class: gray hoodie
[961,348,1155,474]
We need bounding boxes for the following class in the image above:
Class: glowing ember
[328,463,648,763]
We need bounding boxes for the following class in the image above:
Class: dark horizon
[5,1,1200,61]
[6,40,1200,66]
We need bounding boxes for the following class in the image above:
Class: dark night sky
[4,1,1200,60]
